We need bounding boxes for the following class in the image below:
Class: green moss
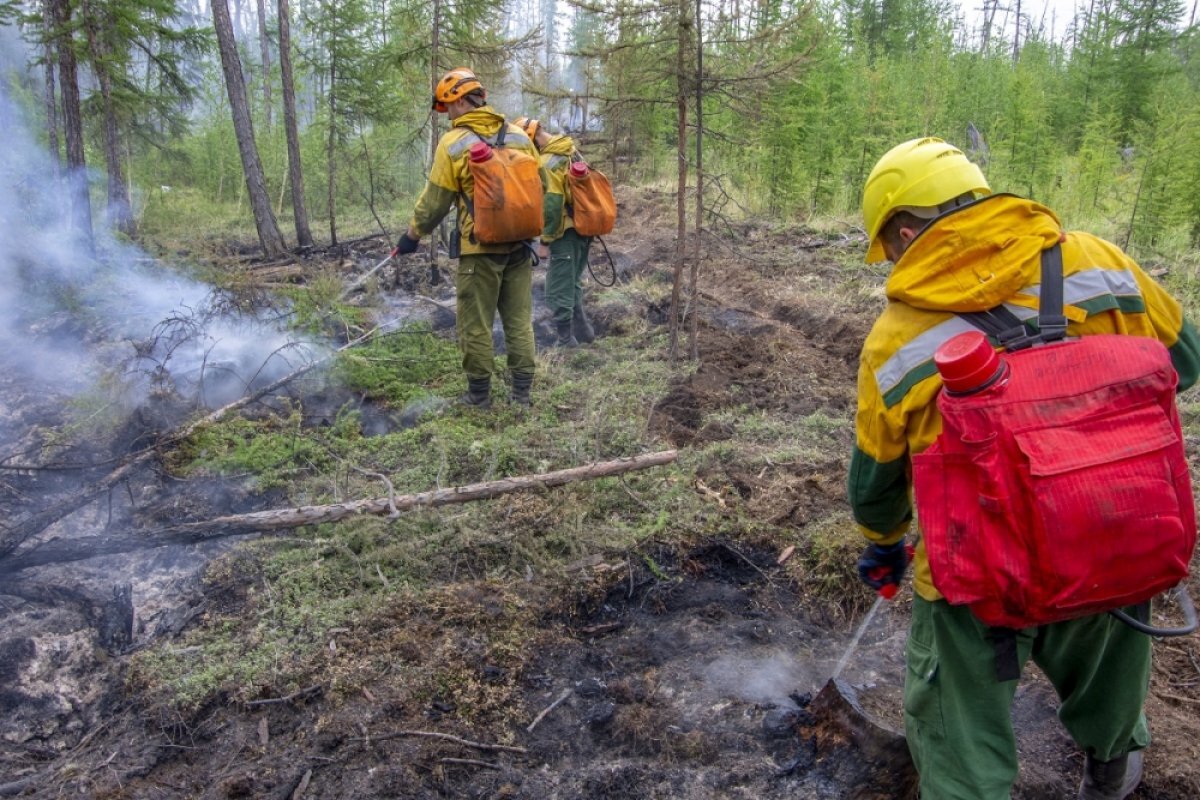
[333,322,462,406]
[174,408,337,489]
[137,313,694,714]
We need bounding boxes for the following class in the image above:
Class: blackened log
[0,451,677,575]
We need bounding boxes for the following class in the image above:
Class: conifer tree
[277,0,312,247]
[212,0,287,256]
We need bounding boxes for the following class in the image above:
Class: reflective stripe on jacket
[849,193,1200,601]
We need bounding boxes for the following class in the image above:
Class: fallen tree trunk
[0,451,677,575]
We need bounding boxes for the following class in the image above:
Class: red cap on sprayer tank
[935,331,1003,394]
[469,141,493,163]
[569,161,589,178]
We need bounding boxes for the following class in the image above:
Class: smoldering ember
[3,0,1200,798]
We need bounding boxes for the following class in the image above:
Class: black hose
[1109,587,1198,637]
[586,236,617,287]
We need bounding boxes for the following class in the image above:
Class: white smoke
[0,77,322,412]
[703,650,816,705]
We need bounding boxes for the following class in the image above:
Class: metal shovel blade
[803,678,918,798]
[793,594,918,798]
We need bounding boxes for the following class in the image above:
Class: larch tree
[40,0,60,171]
[81,0,135,236]
[256,0,272,129]
[212,0,288,257]
[277,0,313,248]
[48,0,93,249]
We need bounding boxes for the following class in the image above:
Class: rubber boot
[555,319,579,348]
[511,372,533,407]
[459,376,491,410]
[572,304,595,344]
[1079,750,1143,800]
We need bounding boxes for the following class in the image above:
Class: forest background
[1,0,1198,266]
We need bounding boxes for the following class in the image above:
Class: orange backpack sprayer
[464,127,543,244]
[566,159,617,237]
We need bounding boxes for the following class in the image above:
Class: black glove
[396,232,420,255]
[857,540,909,593]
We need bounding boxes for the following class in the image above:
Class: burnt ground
[3,188,1200,798]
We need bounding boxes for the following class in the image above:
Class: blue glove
[857,540,909,592]
[396,232,420,255]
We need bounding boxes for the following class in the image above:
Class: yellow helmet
[432,68,485,113]
[513,116,541,141]
[862,137,991,263]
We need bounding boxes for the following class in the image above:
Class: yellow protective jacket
[849,194,1200,601]
[537,134,576,243]
[408,106,547,256]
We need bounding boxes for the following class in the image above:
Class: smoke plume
[0,79,321,415]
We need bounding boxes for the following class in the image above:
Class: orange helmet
[513,116,541,141]
[432,68,485,113]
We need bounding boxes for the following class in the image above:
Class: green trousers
[545,228,590,324]
[905,597,1150,800]
[455,250,536,380]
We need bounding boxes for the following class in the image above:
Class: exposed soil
[2,188,1200,799]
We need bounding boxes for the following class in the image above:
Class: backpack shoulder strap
[958,242,1066,351]
[1036,241,1068,343]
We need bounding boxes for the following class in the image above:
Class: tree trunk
[428,0,441,285]
[82,0,136,237]
[41,0,60,171]
[257,0,273,130]
[212,0,288,258]
[1013,0,1022,61]
[327,53,338,246]
[277,0,313,247]
[50,0,93,250]
[689,0,702,361]
[669,3,689,361]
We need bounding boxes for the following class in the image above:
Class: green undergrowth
[130,318,733,715]
[128,229,884,720]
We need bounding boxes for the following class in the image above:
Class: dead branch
[291,769,312,799]
[157,450,677,536]
[526,688,572,733]
[718,541,773,585]
[439,757,500,769]
[414,293,456,312]
[0,451,677,575]
[244,684,323,707]
[360,729,527,754]
[331,232,387,248]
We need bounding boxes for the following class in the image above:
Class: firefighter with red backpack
[397,68,547,409]
[849,137,1200,800]
[515,116,616,347]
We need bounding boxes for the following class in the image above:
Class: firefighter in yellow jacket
[515,117,595,347]
[397,68,545,408]
[849,137,1200,800]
